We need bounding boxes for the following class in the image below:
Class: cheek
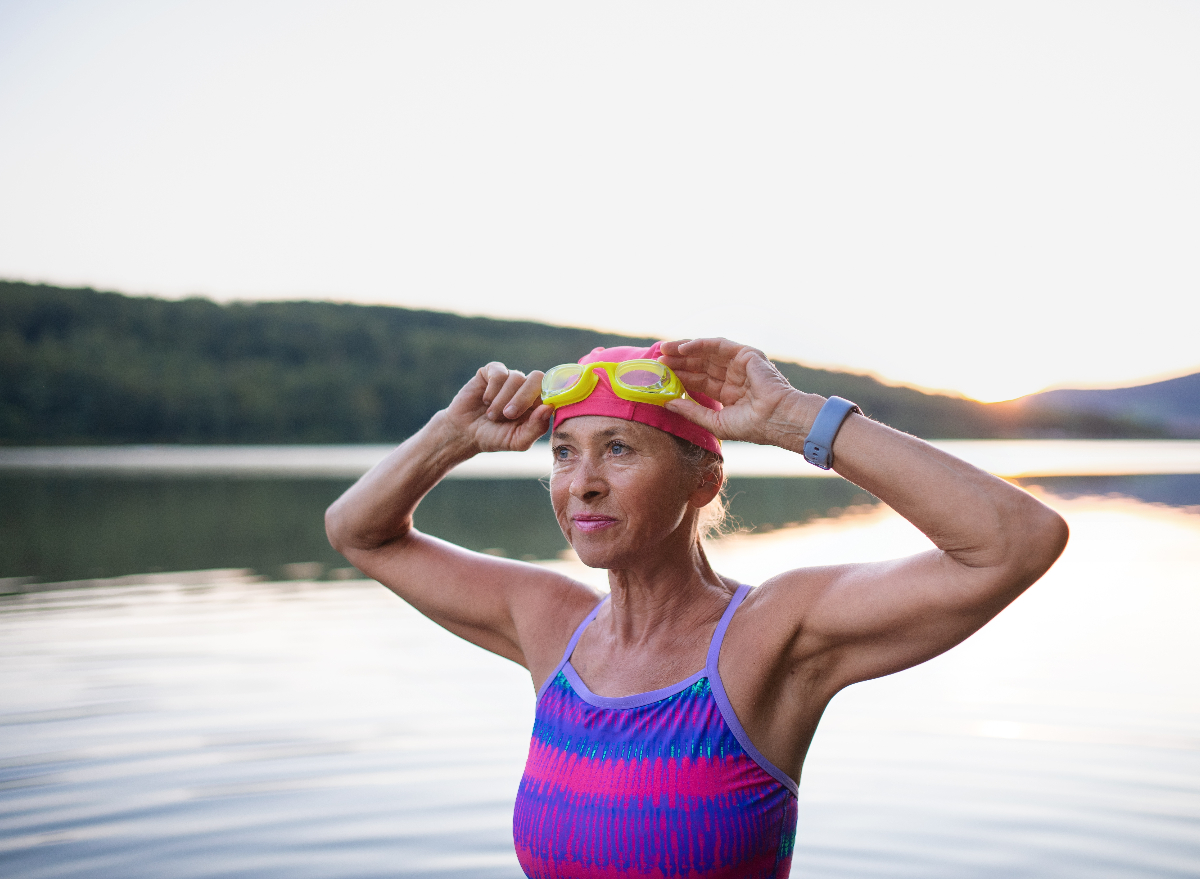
[548,470,586,528]
[620,472,690,526]
[548,474,567,514]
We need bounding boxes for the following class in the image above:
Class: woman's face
[549,416,712,570]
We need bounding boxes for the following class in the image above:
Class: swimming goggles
[540,360,685,408]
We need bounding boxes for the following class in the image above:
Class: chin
[571,545,614,570]
[567,537,620,570]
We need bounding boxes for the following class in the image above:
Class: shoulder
[729,568,845,643]
[720,563,876,694]
[506,569,604,691]
[718,569,845,682]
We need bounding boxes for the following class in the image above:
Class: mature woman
[325,337,1068,879]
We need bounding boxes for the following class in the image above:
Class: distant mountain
[1018,372,1200,438]
[0,280,1173,445]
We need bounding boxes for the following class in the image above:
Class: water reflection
[9,470,1197,588]
[1018,473,1200,510]
[0,476,353,585]
[0,475,875,586]
[3,463,1200,878]
[2,489,1198,878]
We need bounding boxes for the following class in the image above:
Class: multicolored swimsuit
[513,584,798,878]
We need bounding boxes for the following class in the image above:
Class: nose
[568,455,608,501]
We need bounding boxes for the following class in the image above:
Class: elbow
[1043,507,1070,568]
[323,495,363,555]
[1015,497,1069,582]
[324,501,349,555]
[324,497,413,556]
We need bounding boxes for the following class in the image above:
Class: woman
[325,337,1068,879]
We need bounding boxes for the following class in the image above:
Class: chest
[568,623,716,697]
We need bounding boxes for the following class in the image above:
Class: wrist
[425,410,484,466]
[762,390,826,453]
[802,396,861,470]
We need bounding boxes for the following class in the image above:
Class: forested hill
[0,281,1169,445]
[1020,373,1200,438]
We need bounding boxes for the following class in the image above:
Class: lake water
[2,443,1199,877]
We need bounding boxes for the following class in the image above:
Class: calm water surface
[2,446,1199,877]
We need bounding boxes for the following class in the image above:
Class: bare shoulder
[504,562,605,689]
[728,567,844,644]
[720,567,848,678]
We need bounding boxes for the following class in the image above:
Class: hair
[670,434,730,541]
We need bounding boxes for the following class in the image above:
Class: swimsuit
[513,584,798,878]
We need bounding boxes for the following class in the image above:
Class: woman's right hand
[326,361,593,678]
[444,362,554,454]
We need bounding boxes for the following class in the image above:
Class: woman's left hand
[658,338,808,446]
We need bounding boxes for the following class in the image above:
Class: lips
[571,514,618,533]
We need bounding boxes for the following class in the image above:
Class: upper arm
[770,493,1069,691]
[337,527,599,682]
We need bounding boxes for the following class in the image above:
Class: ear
[687,460,723,508]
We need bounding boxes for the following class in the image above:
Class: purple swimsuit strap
[536,594,609,701]
[706,583,751,673]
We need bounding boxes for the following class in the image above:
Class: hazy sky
[1,1,1197,401]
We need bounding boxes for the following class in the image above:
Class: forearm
[768,391,1067,573]
[325,411,478,553]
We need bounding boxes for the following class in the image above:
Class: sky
[1,1,1197,402]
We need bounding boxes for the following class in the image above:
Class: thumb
[665,397,720,434]
[513,404,554,448]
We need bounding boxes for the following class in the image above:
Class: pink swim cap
[551,342,722,457]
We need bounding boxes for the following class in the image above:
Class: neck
[603,533,733,647]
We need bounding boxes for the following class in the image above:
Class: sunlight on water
[700,495,1200,877]
[2,489,1199,878]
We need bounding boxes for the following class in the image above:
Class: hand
[444,362,553,454]
[659,338,804,446]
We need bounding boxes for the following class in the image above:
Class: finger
[449,368,491,417]
[663,339,763,402]
[669,362,733,402]
[486,370,529,419]
[478,362,512,406]
[502,371,545,419]
[510,404,554,449]
[659,338,737,380]
[664,397,722,435]
[662,337,738,366]
[657,339,692,358]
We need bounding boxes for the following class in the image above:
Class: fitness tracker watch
[802,396,861,470]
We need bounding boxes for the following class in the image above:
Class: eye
[610,442,627,456]
[552,445,571,461]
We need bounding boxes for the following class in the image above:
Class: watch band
[803,396,861,470]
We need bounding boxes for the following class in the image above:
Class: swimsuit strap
[705,582,799,795]
[536,593,609,701]
[706,583,751,672]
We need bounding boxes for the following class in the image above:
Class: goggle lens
[616,363,670,390]
[542,365,584,395]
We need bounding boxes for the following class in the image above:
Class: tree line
[0,281,1165,445]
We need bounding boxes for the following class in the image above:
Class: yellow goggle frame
[540,360,685,408]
